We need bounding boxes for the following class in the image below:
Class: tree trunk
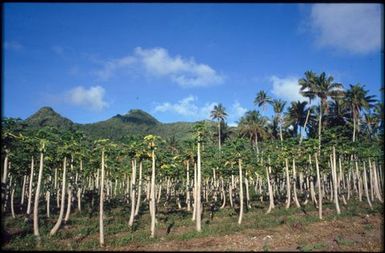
[21,175,26,206]
[196,141,202,232]
[220,178,226,209]
[192,163,197,221]
[315,153,322,219]
[150,149,156,238]
[129,159,137,226]
[135,160,143,216]
[11,183,15,218]
[46,190,50,218]
[33,152,44,239]
[300,108,311,144]
[238,159,243,225]
[354,159,362,202]
[292,159,301,208]
[99,149,105,246]
[218,121,221,150]
[332,147,341,214]
[318,105,322,153]
[363,162,373,209]
[245,172,251,209]
[352,111,356,142]
[186,161,191,211]
[2,153,9,184]
[27,156,34,215]
[50,157,67,235]
[64,187,72,223]
[266,162,275,214]
[370,160,383,202]
[77,160,83,212]
[285,159,291,209]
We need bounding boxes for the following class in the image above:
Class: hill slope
[23,107,197,141]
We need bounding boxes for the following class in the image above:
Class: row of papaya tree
[1,119,383,246]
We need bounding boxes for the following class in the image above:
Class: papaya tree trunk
[11,181,15,219]
[21,175,26,206]
[292,159,301,208]
[33,152,44,239]
[315,153,322,219]
[285,159,291,209]
[99,149,105,246]
[332,147,340,215]
[27,156,34,215]
[266,161,275,214]
[129,159,137,226]
[363,162,373,209]
[238,159,243,225]
[186,161,191,211]
[150,149,156,238]
[50,157,67,235]
[196,141,202,232]
[135,160,143,216]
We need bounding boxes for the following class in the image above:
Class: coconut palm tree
[210,103,228,150]
[303,72,344,152]
[345,84,376,142]
[238,110,268,154]
[271,99,286,142]
[254,90,272,112]
[299,71,317,144]
[285,101,308,138]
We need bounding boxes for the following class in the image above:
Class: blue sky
[3,3,383,126]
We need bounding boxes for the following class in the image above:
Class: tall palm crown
[308,72,344,114]
[345,84,376,119]
[272,99,286,115]
[299,71,317,104]
[285,101,308,136]
[210,104,227,122]
[254,90,272,110]
[238,110,268,151]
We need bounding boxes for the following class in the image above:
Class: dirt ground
[115,213,383,251]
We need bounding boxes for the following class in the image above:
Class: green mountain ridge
[23,106,200,141]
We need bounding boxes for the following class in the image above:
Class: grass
[1,198,383,251]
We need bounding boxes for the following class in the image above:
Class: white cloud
[67,86,108,111]
[154,95,217,120]
[4,41,23,50]
[270,76,307,103]
[227,101,248,126]
[309,4,382,54]
[154,96,248,125]
[95,47,224,87]
[95,55,137,81]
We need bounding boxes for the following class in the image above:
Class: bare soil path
[115,213,383,251]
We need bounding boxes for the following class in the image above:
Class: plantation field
[2,200,383,251]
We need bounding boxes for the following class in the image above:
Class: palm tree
[302,72,344,152]
[299,71,317,144]
[254,90,272,112]
[210,104,228,150]
[271,99,286,142]
[285,101,308,138]
[345,84,376,142]
[238,110,268,154]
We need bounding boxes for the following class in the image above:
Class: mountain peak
[25,106,74,129]
[113,109,160,125]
